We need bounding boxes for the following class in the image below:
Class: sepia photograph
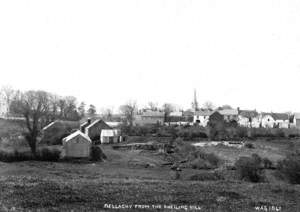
[0,0,299,211]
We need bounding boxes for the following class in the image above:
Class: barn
[41,120,80,144]
[62,130,92,158]
[84,119,112,141]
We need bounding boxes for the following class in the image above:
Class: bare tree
[148,102,158,111]
[78,101,86,118]
[119,101,137,127]
[10,90,52,155]
[203,101,215,110]
[0,85,15,117]
[101,107,113,121]
[87,104,97,116]
[162,103,175,122]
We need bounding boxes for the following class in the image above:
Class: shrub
[190,158,214,169]
[189,150,221,169]
[189,172,224,181]
[277,153,300,184]
[235,155,264,182]
[0,150,33,162]
[90,146,106,161]
[262,158,273,169]
[36,148,61,161]
[236,127,248,138]
[244,142,254,149]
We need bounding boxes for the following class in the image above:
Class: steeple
[192,89,199,112]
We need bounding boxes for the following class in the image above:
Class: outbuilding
[62,130,92,158]
[101,129,121,144]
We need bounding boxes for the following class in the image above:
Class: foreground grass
[0,162,299,212]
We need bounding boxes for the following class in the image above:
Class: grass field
[0,142,299,212]
[0,119,300,211]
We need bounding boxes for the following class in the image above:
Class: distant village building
[261,113,290,128]
[208,111,224,124]
[293,113,300,128]
[62,130,91,158]
[134,110,165,125]
[238,110,260,128]
[100,129,121,144]
[218,109,239,122]
[193,109,213,126]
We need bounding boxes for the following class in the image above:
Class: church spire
[192,89,199,112]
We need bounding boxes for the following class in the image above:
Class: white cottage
[293,113,300,129]
[238,110,260,128]
[261,113,290,128]
[193,110,213,126]
[62,130,92,158]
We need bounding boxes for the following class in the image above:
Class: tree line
[0,86,97,155]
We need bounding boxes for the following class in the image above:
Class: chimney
[87,118,91,125]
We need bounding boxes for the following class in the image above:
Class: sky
[0,0,300,113]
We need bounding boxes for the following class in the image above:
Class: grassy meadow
[0,119,300,211]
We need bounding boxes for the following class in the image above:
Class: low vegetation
[90,145,106,161]
[189,171,224,181]
[0,147,61,162]
[277,152,300,184]
[235,154,265,183]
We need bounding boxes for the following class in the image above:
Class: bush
[190,158,214,169]
[0,150,33,162]
[277,153,300,184]
[189,150,221,169]
[36,148,61,161]
[262,158,273,169]
[90,146,106,161]
[189,172,224,181]
[245,142,254,149]
[235,154,264,182]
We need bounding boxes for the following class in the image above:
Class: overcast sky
[0,0,300,113]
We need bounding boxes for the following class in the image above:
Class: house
[238,110,260,128]
[62,130,92,158]
[261,113,290,128]
[41,120,80,144]
[169,111,183,117]
[84,119,112,141]
[134,110,165,125]
[218,109,239,122]
[80,119,92,133]
[293,113,300,128]
[260,113,275,128]
[100,129,121,144]
[208,111,224,124]
[193,109,214,126]
[272,113,290,128]
[182,110,194,124]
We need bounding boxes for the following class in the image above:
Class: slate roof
[262,112,289,121]
[218,109,239,116]
[194,109,214,116]
[294,113,300,119]
[63,130,91,142]
[85,119,112,131]
[239,110,259,118]
[142,111,165,117]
